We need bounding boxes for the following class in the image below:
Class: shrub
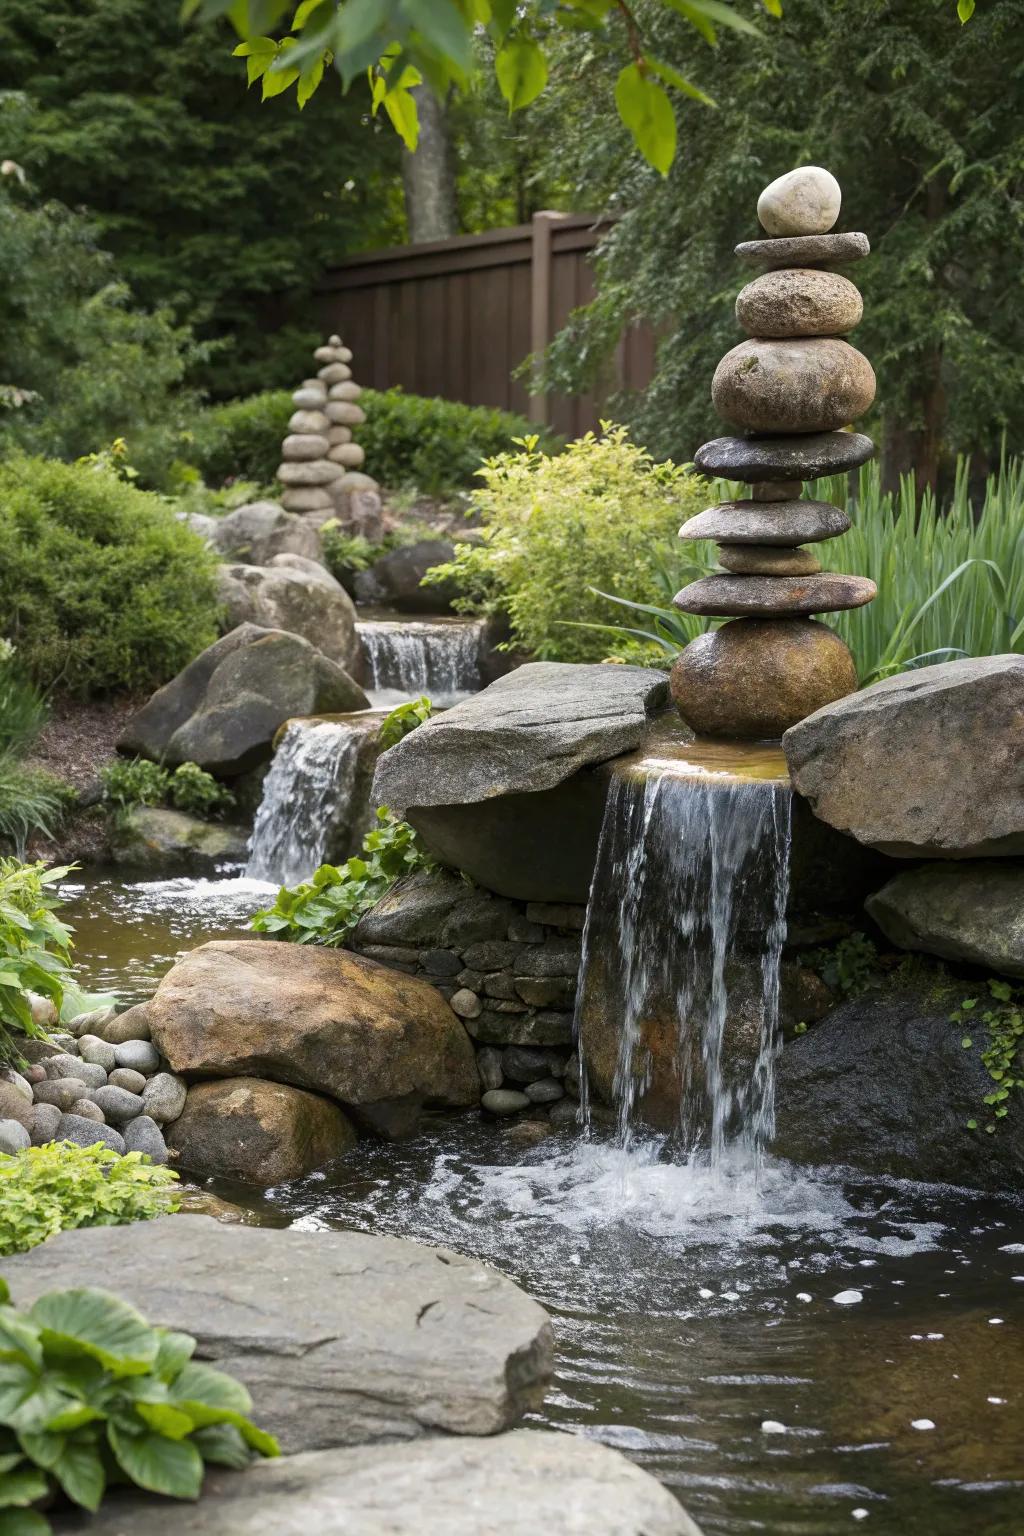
[101,759,234,820]
[188,387,554,494]
[0,859,73,1066]
[0,1142,179,1257]
[425,425,711,664]
[251,808,434,947]
[0,648,68,851]
[0,456,220,695]
[0,1277,278,1531]
[168,763,235,818]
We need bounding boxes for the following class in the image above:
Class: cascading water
[356,617,485,707]
[246,719,367,886]
[576,748,791,1169]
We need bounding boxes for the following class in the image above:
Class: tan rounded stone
[325,401,366,426]
[717,543,822,576]
[328,443,366,467]
[319,363,352,384]
[282,433,331,461]
[713,338,876,434]
[736,268,863,338]
[674,572,877,618]
[292,386,327,410]
[280,487,334,512]
[289,409,330,434]
[671,618,858,739]
[167,1077,357,1186]
[277,459,342,487]
[327,425,352,445]
[757,166,841,237]
[328,381,362,401]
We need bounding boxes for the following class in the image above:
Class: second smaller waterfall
[247,719,369,887]
[356,617,485,707]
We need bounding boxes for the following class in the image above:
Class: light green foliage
[0,0,403,403]
[803,933,881,1000]
[0,860,73,1067]
[954,978,1023,1134]
[0,1277,278,1531]
[168,764,236,819]
[0,457,220,697]
[101,760,235,820]
[541,1,1016,483]
[378,697,434,750]
[425,425,708,663]
[320,525,381,580]
[0,1143,179,1258]
[251,808,434,946]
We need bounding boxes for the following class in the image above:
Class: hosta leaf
[169,1361,252,1416]
[154,1331,196,1383]
[135,1401,196,1441]
[0,1462,49,1505]
[190,1422,252,1468]
[108,1422,204,1500]
[31,1290,158,1376]
[19,1430,105,1512]
[1,1511,50,1536]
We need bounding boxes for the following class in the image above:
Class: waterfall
[356,618,484,707]
[576,757,791,1168]
[246,720,364,887]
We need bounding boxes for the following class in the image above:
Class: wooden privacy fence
[316,211,655,439]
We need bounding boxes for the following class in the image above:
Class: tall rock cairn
[279,335,379,520]
[671,166,877,741]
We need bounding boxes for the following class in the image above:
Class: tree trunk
[402,87,457,244]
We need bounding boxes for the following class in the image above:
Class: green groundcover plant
[0,1277,278,1532]
[0,860,73,1067]
[101,760,235,820]
[0,1143,179,1259]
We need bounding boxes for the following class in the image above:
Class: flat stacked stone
[278,335,380,523]
[672,165,877,740]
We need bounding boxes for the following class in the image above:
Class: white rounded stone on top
[757,166,841,237]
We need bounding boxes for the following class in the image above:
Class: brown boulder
[167,1077,356,1185]
[712,338,876,433]
[736,268,863,338]
[671,618,858,740]
[673,572,877,618]
[144,940,479,1131]
[717,544,821,576]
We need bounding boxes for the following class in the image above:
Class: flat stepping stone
[51,1429,703,1535]
[694,431,875,481]
[673,572,877,617]
[4,1216,553,1453]
[735,231,870,269]
[679,498,851,546]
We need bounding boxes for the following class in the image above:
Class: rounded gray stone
[712,338,876,434]
[318,362,351,383]
[1,1069,32,1103]
[92,1084,146,1125]
[55,1113,126,1155]
[0,1118,30,1154]
[123,1114,169,1164]
[735,231,870,270]
[524,1077,564,1104]
[69,1097,106,1124]
[33,1078,89,1111]
[141,1072,188,1125]
[736,267,863,338]
[757,165,841,236]
[450,988,483,1020]
[78,1034,118,1072]
[481,1089,530,1116]
[289,408,330,434]
[679,498,851,547]
[282,432,331,461]
[114,1039,161,1075]
[277,459,342,487]
[693,431,875,482]
[29,1101,61,1144]
[292,385,327,409]
[673,572,877,618]
[109,1068,148,1095]
[717,543,822,576]
[97,1010,152,1045]
[476,1047,504,1091]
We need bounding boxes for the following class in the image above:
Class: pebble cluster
[672,165,878,740]
[278,335,379,519]
[0,998,186,1163]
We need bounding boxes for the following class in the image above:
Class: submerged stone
[673,572,877,617]
[670,618,858,740]
[680,498,850,546]
[712,338,876,434]
[693,431,875,481]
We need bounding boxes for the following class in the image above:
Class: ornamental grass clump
[424,425,710,664]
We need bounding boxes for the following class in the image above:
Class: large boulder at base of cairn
[210,500,322,566]
[279,335,383,537]
[3,1216,555,1454]
[217,556,359,670]
[166,1077,357,1185]
[783,655,1024,857]
[133,938,480,1136]
[673,164,876,740]
[119,623,369,776]
[372,662,670,902]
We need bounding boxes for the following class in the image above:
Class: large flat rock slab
[52,1429,701,1535]
[5,1217,553,1453]
[783,655,1024,857]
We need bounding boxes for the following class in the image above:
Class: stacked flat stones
[279,335,379,519]
[672,165,877,739]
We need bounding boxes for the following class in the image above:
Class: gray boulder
[353,538,458,613]
[372,663,669,901]
[773,986,1024,1189]
[4,1216,554,1454]
[54,1113,126,1155]
[0,1119,30,1154]
[210,501,322,566]
[119,624,369,776]
[109,805,250,872]
[48,1431,702,1535]
[217,560,358,670]
[866,861,1024,978]
[784,656,1024,857]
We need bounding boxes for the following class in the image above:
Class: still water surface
[64,873,1024,1536]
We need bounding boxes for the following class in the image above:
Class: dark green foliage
[0,1277,278,1531]
[0,860,73,1067]
[101,759,235,819]
[0,1143,179,1257]
[0,0,403,401]
[168,763,236,818]
[0,654,68,852]
[541,0,1024,484]
[0,458,220,696]
[190,387,547,493]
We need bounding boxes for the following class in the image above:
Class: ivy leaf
[495,37,549,112]
[615,63,677,175]
[966,1118,978,1129]
[961,1036,973,1048]
[107,1422,204,1500]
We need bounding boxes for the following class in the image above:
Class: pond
[64,872,1024,1536]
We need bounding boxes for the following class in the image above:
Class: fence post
[529,211,567,427]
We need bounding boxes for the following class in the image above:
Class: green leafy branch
[954,977,1023,1134]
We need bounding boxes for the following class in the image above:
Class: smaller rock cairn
[278,335,381,524]
[672,165,877,740]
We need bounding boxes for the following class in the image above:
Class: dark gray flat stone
[693,432,875,481]
[4,1216,553,1453]
[51,1429,703,1535]
[680,498,851,546]
[673,572,877,617]
[735,231,870,269]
